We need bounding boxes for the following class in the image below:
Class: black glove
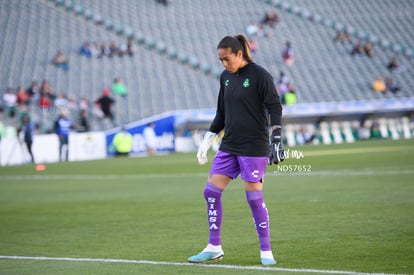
[268,127,285,165]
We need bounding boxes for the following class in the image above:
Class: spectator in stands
[109,41,121,57]
[248,39,258,53]
[3,88,17,120]
[363,42,374,58]
[112,77,127,97]
[98,42,111,58]
[119,42,128,57]
[334,30,351,43]
[54,92,69,111]
[257,23,273,38]
[246,21,259,37]
[76,110,90,132]
[38,92,52,109]
[143,122,157,155]
[155,0,169,6]
[67,96,78,113]
[351,41,364,57]
[91,41,101,57]
[296,127,316,145]
[40,80,56,102]
[26,80,39,103]
[54,111,71,162]
[95,88,115,125]
[281,41,294,66]
[93,14,104,25]
[372,76,386,93]
[387,57,407,73]
[79,97,90,112]
[387,56,399,71]
[16,86,30,106]
[275,71,289,103]
[79,41,93,57]
[278,71,289,84]
[125,38,135,57]
[53,50,69,70]
[385,76,400,94]
[261,11,281,27]
[276,71,289,90]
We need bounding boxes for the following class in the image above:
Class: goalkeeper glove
[197,131,216,165]
[268,127,285,165]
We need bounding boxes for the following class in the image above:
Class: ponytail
[235,34,253,63]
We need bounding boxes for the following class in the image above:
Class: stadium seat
[83,9,93,20]
[74,4,84,15]
[341,121,355,143]
[334,22,345,32]
[65,1,74,11]
[156,42,167,54]
[136,33,145,45]
[145,38,156,50]
[114,24,124,35]
[401,117,412,139]
[104,19,113,30]
[319,122,332,144]
[281,2,292,12]
[404,48,414,59]
[189,56,200,69]
[167,47,178,60]
[330,121,344,144]
[124,26,134,39]
[378,118,389,139]
[284,124,297,146]
[0,0,413,131]
[178,52,189,65]
[322,18,334,28]
[200,63,212,75]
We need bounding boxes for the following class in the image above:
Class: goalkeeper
[188,34,284,266]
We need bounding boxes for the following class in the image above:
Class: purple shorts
[210,151,268,182]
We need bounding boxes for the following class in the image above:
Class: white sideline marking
[0,255,403,275]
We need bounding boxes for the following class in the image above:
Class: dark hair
[217,34,253,63]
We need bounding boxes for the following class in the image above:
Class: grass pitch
[0,139,413,274]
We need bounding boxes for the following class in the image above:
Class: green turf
[0,139,413,274]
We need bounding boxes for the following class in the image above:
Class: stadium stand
[0,0,413,135]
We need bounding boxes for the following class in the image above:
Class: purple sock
[203,183,223,246]
[246,190,271,251]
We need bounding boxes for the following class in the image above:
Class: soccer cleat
[260,250,276,266]
[261,257,277,266]
[188,250,224,263]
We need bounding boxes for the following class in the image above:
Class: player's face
[218,48,243,74]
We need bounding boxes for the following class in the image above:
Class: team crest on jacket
[243,78,250,87]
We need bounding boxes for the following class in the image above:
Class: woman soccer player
[188,34,284,266]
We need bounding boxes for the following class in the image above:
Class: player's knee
[203,182,223,200]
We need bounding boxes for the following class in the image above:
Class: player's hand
[197,131,216,165]
[268,128,285,165]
